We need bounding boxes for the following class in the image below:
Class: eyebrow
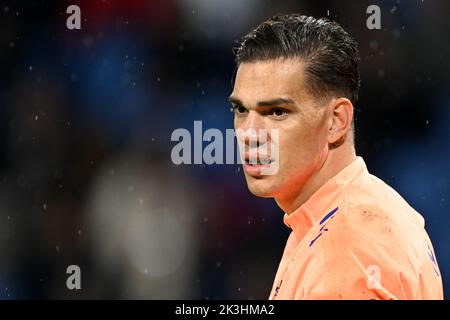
[228,96,294,107]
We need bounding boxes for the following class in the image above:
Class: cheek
[277,124,326,165]
[233,116,241,129]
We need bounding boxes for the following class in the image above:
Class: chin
[245,176,279,198]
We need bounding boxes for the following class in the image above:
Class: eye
[271,108,287,117]
[231,105,248,115]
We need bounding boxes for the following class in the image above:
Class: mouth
[243,155,274,176]
[245,158,274,165]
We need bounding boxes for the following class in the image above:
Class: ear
[328,98,354,147]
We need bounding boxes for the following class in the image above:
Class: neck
[275,142,356,215]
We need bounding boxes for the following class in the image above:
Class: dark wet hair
[234,13,360,105]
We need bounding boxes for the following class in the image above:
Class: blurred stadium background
[0,0,449,299]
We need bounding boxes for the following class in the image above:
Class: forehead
[232,58,307,101]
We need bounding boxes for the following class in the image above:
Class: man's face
[230,58,331,199]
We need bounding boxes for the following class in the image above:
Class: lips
[243,153,274,176]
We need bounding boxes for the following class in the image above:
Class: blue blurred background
[0,0,449,299]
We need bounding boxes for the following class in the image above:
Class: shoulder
[334,172,425,237]
[314,173,431,265]
[300,173,439,299]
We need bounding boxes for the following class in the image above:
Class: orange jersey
[269,157,443,300]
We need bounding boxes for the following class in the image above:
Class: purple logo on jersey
[427,245,440,278]
[309,207,339,247]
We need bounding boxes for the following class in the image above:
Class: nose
[236,111,268,148]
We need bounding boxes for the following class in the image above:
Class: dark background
[0,0,449,299]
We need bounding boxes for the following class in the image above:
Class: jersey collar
[283,156,368,240]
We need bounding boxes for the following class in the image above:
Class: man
[229,14,443,299]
